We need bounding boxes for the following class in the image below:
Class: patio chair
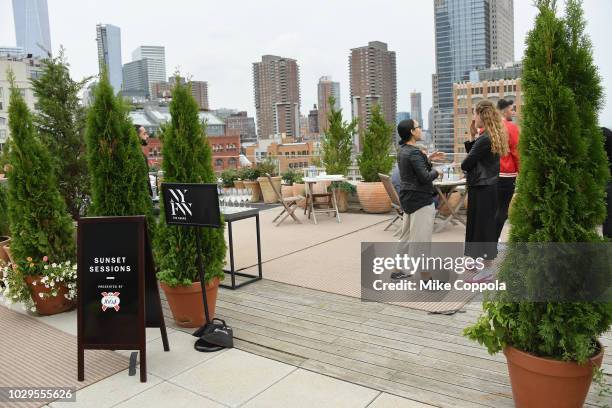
[379,173,404,232]
[266,173,303,226]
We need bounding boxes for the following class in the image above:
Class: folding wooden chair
[266,173,303,226]
[379,173,404,233]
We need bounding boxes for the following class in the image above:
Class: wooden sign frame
[77,216,169,383]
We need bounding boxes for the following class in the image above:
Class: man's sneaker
[465,269,494,284]
[390,271,411,280]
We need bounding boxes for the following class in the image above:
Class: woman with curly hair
[461,100,508,281]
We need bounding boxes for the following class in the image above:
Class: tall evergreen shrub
[32,50,90,219]
[465,0,612,365]
[4,71,74,263]
[85,72,152,222]
[155,79,226,286]
[357,105,394,182]
[321,96,357,175]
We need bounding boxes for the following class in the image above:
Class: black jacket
[461,133,499,187]
[398,144,438,213]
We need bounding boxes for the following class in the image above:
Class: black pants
[465,184,498,260]
[495,177,516,241]
[604,182,612,239]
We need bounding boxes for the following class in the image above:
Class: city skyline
[1,0,611,127]
[11,0,51,58]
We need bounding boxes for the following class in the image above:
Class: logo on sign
[101,292,121,311]
[168,189,193,218]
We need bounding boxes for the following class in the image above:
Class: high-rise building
[122,59,151,98]
[0,47,26,58]
[396,112,411,125]
[252,55,301,139]
[432,0,515,153]
[317,76,340,135]
[349,41,397,148]
[308,105,319,135]
[12,0,51,59]
[190,81,209,111]
[225,111,257,145]
[131,46,166,97]
[410,92,423,126]
[96,24,123,93]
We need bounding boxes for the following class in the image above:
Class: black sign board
[161,183,221,228]
[77,216,169,383]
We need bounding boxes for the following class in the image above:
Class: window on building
[0,117,5,126]
[215,159,223,167]
[228,158,237,167]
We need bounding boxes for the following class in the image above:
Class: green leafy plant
[357,105,394,182]
[256,158,278,177]
[321,96,357,176]
[0,180,8,236]
[238,167,261,181]
[281,170,300,186]
[85,71,153,229]
[155,76,226,286]
[464,0,611,373]
[220,169,238,187]
[31,48,91,219]
[4,71,75,265]
[330,181,356,194]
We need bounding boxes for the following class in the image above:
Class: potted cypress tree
[464,2,611,407]
[238,167,262,202]
[0,180,9,263]
[155,77,226,328]
[257,158,281,203]
[3,71,76,315]
[356,105,394,213]
[321,96,358,213]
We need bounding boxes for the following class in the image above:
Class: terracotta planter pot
[3,245,13,264]
[258,176,282,204]
[0,236,10,263]
[293,183,306,208]
[504,344,604,408]
[281,185,293,199]
[243,180,261,202]
[356,182,392,214]
[438,192,462,216]
[24,275,75,316]
[160,278,219,328]
[233,180,245,189]
[334,189,349,213]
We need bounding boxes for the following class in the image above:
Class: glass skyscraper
[432,0,514,153]
[12,0,52,58]
[96,24,123,93]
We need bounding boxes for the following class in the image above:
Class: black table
[221,207,263,289]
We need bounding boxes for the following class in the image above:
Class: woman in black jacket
[462,100,508,277]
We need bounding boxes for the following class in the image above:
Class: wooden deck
[162,279,612,408]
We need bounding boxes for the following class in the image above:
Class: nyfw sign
[161,183,222,228]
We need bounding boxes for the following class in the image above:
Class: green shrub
[321,96,357,176]
[330,181,356,194]
[257,158,278,177]
[0,180,9,236]
[357,105,394,182]
[4,71,75,266]
[281,170,299,186]
[464,0,612,367]
[238,167,261,181]
[220,169,238,187]
[155,77,226,286]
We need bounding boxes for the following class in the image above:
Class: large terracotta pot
[504,344,604,408]
[0,236,10,263]
[334,189,349,213]
[160,278,219,328]
[243,180,261,202]
[438,192,462,216]
[233,180,245,189]
[258,176,282,204]
[293,183,306,208]
[24,275,75,316]
[3,245,13,264]
[281,185,293,199]
[356,182,392,214]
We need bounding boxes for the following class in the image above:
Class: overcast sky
[1,0,611,127]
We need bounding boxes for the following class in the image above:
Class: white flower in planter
[44,265,49,270]
[31,280,37,286]
[38,293,44,298]
[30,307,36,312]
[49,281,55,287]
[51,263,57,268]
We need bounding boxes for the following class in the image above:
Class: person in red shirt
[495,99,520,241]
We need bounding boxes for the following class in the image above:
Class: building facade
[225,111,257,146]
[0,55,43,152]
[12,0,51,59]
[454,74,522,155]
[130,46,166,98]
[96,24,123,93]
[410,91,422,126]
[349,41,397,148]
[432,0,514,153]
[317,76,340,135]
[396,111,411,124]
[253,55,301,139]
[0,47,26,58]
[244,137,317,173]
[190,81,209,111]
[122,59,151,98]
